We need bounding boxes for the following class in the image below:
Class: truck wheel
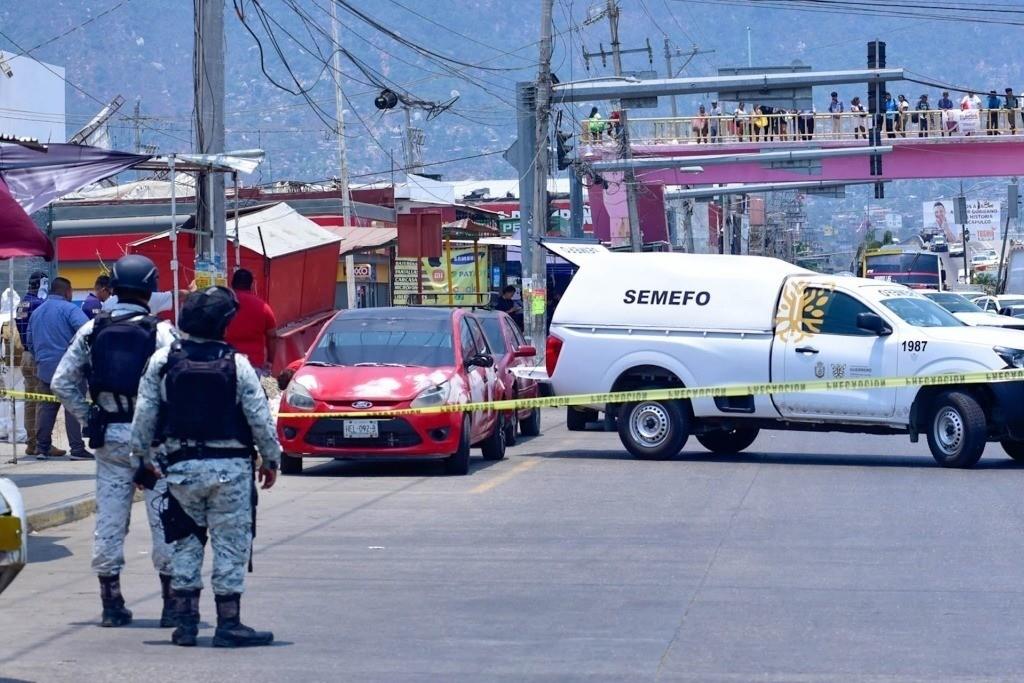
[1000,439,1024,462]
[280,453,302,475]
[444,417,472,475]
[696,428,760,454]
[617,399,689,460]
[520,408,541,437]
[567,407,596,432]
[481,415,507,461]
[926,391,987,468]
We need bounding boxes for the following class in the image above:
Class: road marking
[471,458,540,494]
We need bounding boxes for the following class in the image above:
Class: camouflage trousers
[166,458,253,596]
[92,441,172,576]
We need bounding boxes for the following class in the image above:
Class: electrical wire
[13,0,134,56]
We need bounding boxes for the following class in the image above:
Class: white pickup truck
[544,245,1024,468]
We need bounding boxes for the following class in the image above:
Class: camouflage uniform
[130,342,281,595]
[51,303,178,577]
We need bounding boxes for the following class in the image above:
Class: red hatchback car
[276,307,506,475]
[475,310,541,445]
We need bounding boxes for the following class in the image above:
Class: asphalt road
[3,410,1024,682]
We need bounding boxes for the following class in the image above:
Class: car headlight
[994,346,1024,368]
[411,381,450,408]
[284,381,316,410]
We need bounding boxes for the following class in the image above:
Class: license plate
[343,420,379,439]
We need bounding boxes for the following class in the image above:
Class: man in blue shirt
[28,277,91,459]
[16,270,51,456]
[987,90,1002,135]
[81,274,111,320]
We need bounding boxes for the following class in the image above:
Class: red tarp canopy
[0,177,53,260]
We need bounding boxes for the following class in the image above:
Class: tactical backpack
[161,340,253,445]
[87,310,160,422]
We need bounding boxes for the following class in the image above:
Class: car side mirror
[513,345,537,359]
[857,312,892,336]
[466,354,494,368]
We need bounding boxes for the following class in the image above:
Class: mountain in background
[2,0,1021,224]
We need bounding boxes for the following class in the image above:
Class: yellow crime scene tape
[0,388,62,403]
[276,368,1024,419]
[12,369,1024,418]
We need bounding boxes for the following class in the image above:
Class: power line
[14,0,134,56]
[0,27,194,147]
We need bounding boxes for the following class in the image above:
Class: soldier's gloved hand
[258,465,277,490]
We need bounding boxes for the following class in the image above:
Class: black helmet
[179,286,239,340]
[111,254,159,294]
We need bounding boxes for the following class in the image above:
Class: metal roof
[131,202,341,258]
[316,223,397,256]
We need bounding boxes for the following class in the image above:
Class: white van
[544,246,1024,468]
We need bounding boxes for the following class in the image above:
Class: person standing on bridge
[733,102,748,142]
[915,94,931,137]
[897,95,910,138]
[938,91,955,136]
[851,97,867,139]
[883,93,898,138]
[710,101,722,142]
[987,90,1002,135]
[828,92,844,139]
[1005,88,1019,135]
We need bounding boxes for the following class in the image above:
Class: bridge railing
[582,109,1024,146]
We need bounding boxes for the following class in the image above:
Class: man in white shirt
[961,92,982,110]
[102,290,175,314]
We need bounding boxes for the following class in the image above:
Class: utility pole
[329,0,357,309]
[194,0,226,271]
[746,27,752,67]
[527,0,554,350]
[605,0,643,252]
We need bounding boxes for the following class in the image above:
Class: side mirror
[857,311,892,336]
[466,354,494,369]
[513,345,537,359]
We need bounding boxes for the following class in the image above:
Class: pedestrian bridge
[582,110,1024,244]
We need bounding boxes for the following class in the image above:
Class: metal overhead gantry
[550,68,905,104]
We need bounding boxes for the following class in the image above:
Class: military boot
[212,593,274,648]
[171,589,201,647]
[159,574,175,627]
[98,575,132,627]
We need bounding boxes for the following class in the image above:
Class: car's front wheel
[481,414,507,461]
[444,417,472,475]
[617,398,690,460]
[926,390,987,468]
[280,453,303,475]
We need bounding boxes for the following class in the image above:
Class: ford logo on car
[351,400,373,409]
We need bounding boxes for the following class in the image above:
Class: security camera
[0,57,12,78]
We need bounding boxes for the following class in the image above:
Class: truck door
[774,286,898,420]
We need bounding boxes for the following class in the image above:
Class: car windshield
[881,297,964,327]
[478,317,507,354]
[923,293,983,313]
[308,315,455,367]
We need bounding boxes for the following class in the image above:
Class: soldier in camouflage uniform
[51,255,176,628]
[131,286,281,648]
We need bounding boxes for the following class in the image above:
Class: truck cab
[545,247,1024,468]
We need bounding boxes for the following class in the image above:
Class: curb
[26,490,143,533]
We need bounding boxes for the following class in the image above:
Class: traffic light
[556,130,573,170]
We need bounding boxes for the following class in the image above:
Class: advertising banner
[392,247,490,306]
[922,199,998,245]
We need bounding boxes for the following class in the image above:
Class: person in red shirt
[224,269,278,374]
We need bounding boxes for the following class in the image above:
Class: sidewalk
[0,444,101,532]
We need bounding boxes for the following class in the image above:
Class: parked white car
[0,476,26,594]
[920,291,1024,330]
[544,244,1024,468]
[973,295,1024,315]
